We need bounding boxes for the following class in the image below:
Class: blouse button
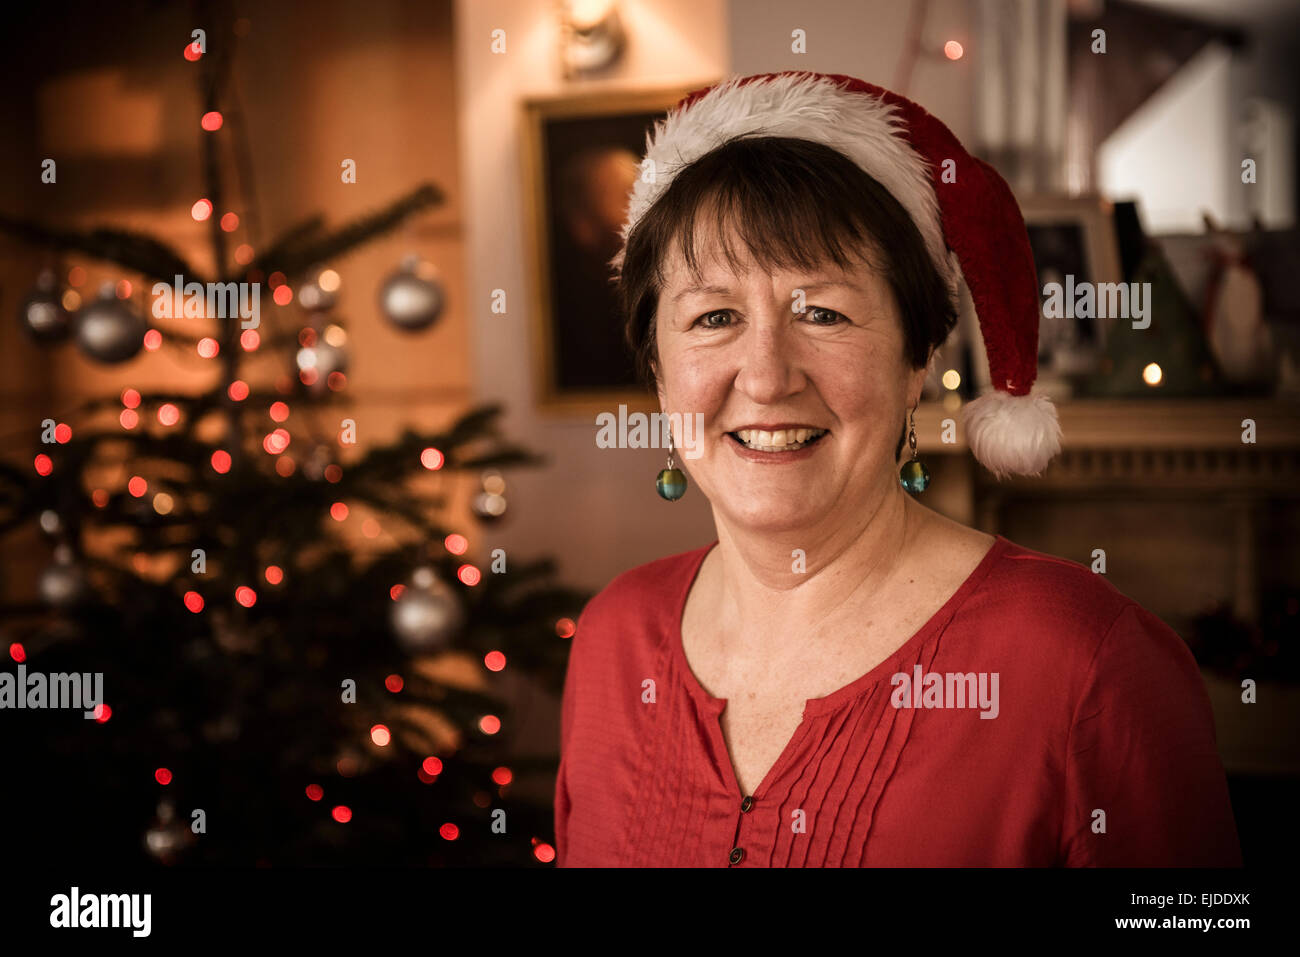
[740,796,754,813]
[729,847,745,865]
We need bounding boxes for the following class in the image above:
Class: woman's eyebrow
[670,278,865,304]
[670,282,732,304]
[797,279,867,294]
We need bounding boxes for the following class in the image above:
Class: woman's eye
[694,310,732,328]
[805,306,846,325]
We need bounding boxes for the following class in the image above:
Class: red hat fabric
[613,71,1062,478]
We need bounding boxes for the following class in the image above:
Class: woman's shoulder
[984,534,1136,624]
[971,534,1199,678]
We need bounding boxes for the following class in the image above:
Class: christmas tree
[0,26,584,866]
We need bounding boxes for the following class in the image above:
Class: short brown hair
[616,135,957,393]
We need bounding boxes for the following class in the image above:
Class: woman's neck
[703,480,922,662]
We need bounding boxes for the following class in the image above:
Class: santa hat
[613,72,1061,479]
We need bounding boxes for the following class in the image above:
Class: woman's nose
[732,313,804,404]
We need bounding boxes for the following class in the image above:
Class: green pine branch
[0,216,200,284]
[248,183,444,281]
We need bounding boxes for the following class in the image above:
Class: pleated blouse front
[554,535,1242,867]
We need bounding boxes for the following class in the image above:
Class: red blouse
[554,534,1242,867]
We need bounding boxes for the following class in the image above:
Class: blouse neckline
[670,533,1011,718]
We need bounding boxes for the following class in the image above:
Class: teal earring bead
[657,467,687,500]
[656,439,687,501]
[898,408,929,494]
[899,458,930,494]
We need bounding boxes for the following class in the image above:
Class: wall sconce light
[561,0,626,77]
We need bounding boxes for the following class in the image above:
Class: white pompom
[961,391,1062,479]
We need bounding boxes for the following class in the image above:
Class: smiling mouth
[727,428,828,452]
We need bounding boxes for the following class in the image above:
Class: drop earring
[899,406,930,494]
[656,433,687,501]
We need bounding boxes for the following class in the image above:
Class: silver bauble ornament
[20,269,71,343]
[379,255,444,332]
[295,340,347,378]
[303,444,332,481]
[295,323,348,390]
[39,544,87,608]
[75,284,146,363]
[471,470,508,523]
[143,800,195,863]
[297,268,338,312]
[391,568,463,652]
[471,490,507,523]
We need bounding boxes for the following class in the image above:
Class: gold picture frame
[1016,194,1124,376]
[520,84,710,417]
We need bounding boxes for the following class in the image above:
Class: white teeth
[733,428,826,451]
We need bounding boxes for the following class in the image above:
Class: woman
[554,72,1241,867]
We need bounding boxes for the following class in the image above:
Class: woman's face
[654,230,928,535]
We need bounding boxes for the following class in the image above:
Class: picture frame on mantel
[520,84,711,417]
[1017,194,1124,398]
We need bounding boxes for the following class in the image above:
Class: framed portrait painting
[1017,194,1123,386]
[521,85,709,415]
